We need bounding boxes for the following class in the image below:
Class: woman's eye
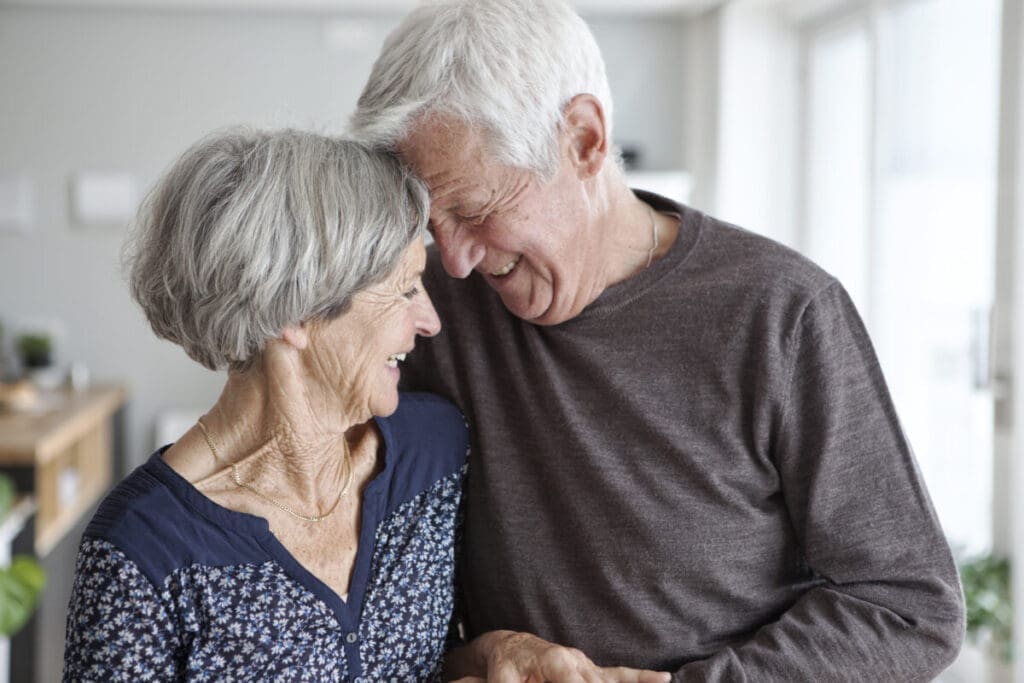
[402,286,420,300]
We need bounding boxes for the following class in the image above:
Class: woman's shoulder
[372,392,469,509]
[85,455,181,541]
[81,451,269,588]
[80,456,189,585]
[394,390,467,419]
[383,391,469,459]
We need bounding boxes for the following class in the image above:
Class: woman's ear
[562,93,608,179]
[279,324,309,351]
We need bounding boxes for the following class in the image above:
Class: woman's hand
[446,630,672,682]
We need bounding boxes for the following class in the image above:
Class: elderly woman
[62,129,468,681]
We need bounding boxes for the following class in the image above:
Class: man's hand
[448,630,672,683]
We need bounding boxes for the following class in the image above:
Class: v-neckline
[148,413,395,630]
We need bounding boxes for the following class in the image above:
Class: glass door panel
[802,0,1000,557]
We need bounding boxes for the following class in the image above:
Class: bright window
[801,0,1001,556]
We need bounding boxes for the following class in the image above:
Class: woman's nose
[417,291,442,337]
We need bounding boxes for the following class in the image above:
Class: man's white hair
[350,0,614,180]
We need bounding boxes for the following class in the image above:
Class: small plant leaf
[960,554,1013,662]
[9,556,45,592]
[0,566,36,637]
[0,474,14,521]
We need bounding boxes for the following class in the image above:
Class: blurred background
[0,0,1021,680]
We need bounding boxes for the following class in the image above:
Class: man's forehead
[399,115,491,168]
[398,122,498,207]
[398,119,449,157]
[403,112,471,144]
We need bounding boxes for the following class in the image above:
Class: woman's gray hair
[349,0,613,180]
[124,128,429,371]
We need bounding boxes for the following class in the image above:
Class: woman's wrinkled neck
[199,342,368,501]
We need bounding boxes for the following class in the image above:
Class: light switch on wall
[0,174,34,232]
[71,171,138,227]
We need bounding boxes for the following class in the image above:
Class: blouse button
[346,632,358,644]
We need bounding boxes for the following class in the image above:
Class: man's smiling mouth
[491,255,521,277]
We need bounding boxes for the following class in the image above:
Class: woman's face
[307,238,440,420]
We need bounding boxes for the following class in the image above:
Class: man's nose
[432,220,485,279]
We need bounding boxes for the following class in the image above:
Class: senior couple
[64,0,965,681]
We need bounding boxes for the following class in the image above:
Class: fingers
[599,667,673,683]
[487,661,522,683]
[487,634,596,683]
[539,646,592,683]
[480,630,671,683]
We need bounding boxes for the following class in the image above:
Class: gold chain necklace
[196,419,353,523]
[645,205,660,269]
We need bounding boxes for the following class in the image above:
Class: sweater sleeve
[63,537,183,682]
[673,281,965,681]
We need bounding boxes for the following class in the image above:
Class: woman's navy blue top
[62,392,469,683]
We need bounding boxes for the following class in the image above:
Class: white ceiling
[0,0,724,16]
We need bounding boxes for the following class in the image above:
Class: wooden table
[0,386,125,556]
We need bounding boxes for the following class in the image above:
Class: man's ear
[562,93,608,179]
[279,324,309,351]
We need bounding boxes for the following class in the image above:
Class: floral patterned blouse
[63,392,468,683]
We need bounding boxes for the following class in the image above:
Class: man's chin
[491,279,573,325]
[498,290,548,324]
[504,295,574,326]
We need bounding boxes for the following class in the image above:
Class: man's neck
[597,171,681,288]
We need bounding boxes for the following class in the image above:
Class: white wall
[0,7,396,469]
[712,0,799,247]
[996,0,1024,677]
[587,14,688,171]
[682,7,721,212]
[0,6,691,470]
[676,0,799,247]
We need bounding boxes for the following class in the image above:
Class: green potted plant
[960,553,1012,663]
[15,331,63,391]
[15,333,52,370]
[0,473,46,638]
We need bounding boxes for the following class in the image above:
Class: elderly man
[351,0,965,680]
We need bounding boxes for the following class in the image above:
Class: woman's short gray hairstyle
[125,128,429,371]
[350,0,613,180]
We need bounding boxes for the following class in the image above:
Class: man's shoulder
[639,193,838,301]
[697,213,835,295]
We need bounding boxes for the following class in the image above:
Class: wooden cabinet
[0,386,125,556]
